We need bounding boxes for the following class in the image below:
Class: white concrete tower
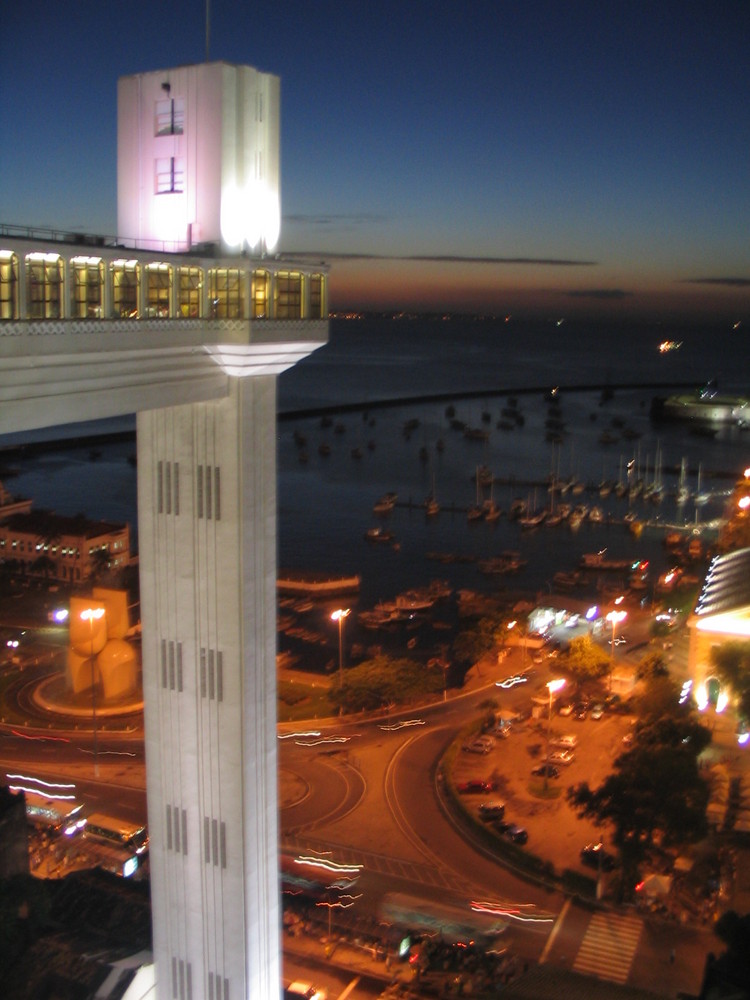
[118,63,281,255]
[0,59,328,1000]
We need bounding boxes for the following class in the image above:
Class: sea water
[2,316,749,659]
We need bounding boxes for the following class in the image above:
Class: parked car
[457,779,493,794]
[590,704,604,720]
[558,703,574,717]
[478,800,506,820]
[549,749,575,766]
[580,842,616,871]
[551,734,578,750]
[463,738,492,755]
[531,763,559,779]
[574,707,587,721]
[503,824,528,845]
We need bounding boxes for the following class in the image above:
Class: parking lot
[451,694,637,881]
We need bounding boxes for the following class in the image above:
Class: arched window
[71,256,104,318]
[251,269,270,318]
[0,250,18,320]
[178,266,203,318]
[208,268,244,319]
[309,273,325,319]
[26,252,63,319]
[111,259,140,318]
[275,271,302,319]
[146,262,172,317]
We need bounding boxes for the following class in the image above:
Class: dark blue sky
[1,1,749,320]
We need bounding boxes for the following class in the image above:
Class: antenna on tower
[205,0,211,61]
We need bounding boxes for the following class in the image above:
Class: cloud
[281,250,597,267]
[283,212,387,228]
[565,288,633,299]
[682,277,750,288]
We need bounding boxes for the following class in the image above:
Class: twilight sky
[1,1,749,321]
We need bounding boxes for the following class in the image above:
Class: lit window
[155,97,185,136]
[275,271,302,320]
[178,266,202,318]
[71,256,104,319]
[0,250,19,320]
[146,263,172,317]
[208,269,244,319]
[26,252,63,319]
[156,157,185,194]
[110,260,139,318]
[251,269,269,318]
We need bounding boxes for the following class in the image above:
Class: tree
[452,616,502,668]
[329,654,443,714]
[567,681,711,901]
[563,634,609,685]
[636,650,669,681]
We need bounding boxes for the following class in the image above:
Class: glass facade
[147,263,172,317]
[26,253,63,319]
[111,260,140,318]
[71,256,104,318]
[310,273,324,319]
[0,251,18,320]
[208,268,244,319]
[275,271,302,319]
[251,269,270,318]
[178,266,202,318]
[0,244,325,323]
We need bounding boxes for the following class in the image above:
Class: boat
[424,495,440,516]
[482,497,502,522]
[659,383,750,426]
[579,549,631,570]
[588,506,604,522]
[676,457,690,505]
[277,573,361,596]
[365,526,395,543]
[373,492,398,514]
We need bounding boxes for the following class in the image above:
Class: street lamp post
[606,608,627,693]
[545,678,566,791]
[81,606,105,778]
[331,608,350,714]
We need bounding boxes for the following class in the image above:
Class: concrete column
[137,375,280,1000]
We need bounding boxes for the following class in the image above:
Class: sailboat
[694,463,711,506]
[676,457,690,505]
[467,466,485,521]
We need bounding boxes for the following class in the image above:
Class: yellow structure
[66,589,139,700]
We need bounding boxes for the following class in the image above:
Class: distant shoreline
[0,380,697,462]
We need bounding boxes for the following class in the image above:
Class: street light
[81,606,105,777]
[606,608,627,693]
[331,608,350,713]
[545,678,566,790]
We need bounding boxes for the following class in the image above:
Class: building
[0,509,130,583]
[0,785,30,879]
[687,546,750,710]
[0,58,328,1000]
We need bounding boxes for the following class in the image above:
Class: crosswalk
[573,911,643,984]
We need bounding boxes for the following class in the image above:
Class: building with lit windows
[0,60,329,1000]
[0,509,130,583]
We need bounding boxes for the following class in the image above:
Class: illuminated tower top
[117,62,281,255]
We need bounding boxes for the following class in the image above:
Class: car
[551,734,578,750]
[621,732,634,747]
[503,824,528,845]
[531,763,559,779]
[284,982,327,1000]
[574,707,587,721]
[580,842,616,872]
[558,703,574,717]
[609,634,627,646]
[478,800,506,820]
[590,704,604,720]
[549,749,575,766]
[463,738,492,754]
[457,779,493,794]
[495,722,512,739]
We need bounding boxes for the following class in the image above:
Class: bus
[379,892,508,949]
[82,813,149,856]
[23,791,86,836]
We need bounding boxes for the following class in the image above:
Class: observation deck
[0,224,328,433]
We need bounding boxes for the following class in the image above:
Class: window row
[0,250,326,322]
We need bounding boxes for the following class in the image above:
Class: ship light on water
[658,340,682,353]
